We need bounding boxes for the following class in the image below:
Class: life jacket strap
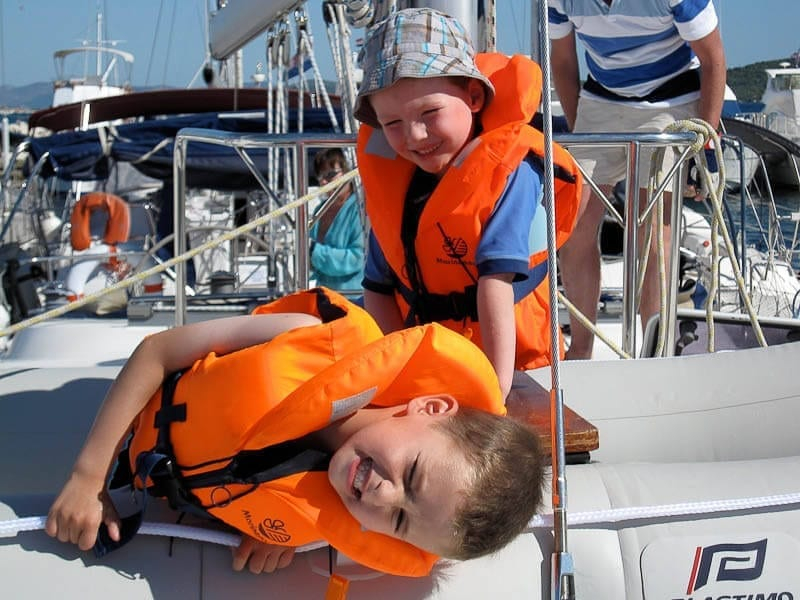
[402,284,479,325]
[136,451,209,517]
[154,370,187,456]
[526,153,577,184]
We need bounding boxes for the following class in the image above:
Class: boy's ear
[466,79,486,113]
[407,394,460,416]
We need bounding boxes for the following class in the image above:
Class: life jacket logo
[441,236,468,259]
[257,518,291,544]
[687,538,768,594]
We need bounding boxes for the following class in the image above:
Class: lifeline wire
[4,491,798,545]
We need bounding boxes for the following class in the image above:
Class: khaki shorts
[567,95,701,187]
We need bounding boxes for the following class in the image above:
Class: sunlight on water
[691,187,800,271]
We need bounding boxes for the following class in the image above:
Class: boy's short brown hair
[435,407,545,560]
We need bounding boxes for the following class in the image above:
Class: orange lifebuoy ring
[70,192,131,251]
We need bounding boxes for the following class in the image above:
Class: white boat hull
[2,342,800,598]
[2,461,799,599]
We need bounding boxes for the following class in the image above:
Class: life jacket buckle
[447,291,468,321]
[144,455,191,511]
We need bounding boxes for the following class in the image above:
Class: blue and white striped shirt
[548,0,718,102]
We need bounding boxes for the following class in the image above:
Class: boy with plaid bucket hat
[355,7,581,398]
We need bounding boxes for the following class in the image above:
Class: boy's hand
[232,535,296,574]
[45,472,120,551]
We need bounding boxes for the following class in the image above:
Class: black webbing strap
[179,444,330,490]
[94,370,189,557]
[154,370,186,455]
[583,69,701,104]
[397,284,479,323]
[400,169,436,324]
[399,169,480,325]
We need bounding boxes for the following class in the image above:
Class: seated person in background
[46,287,545,577]
[309,148,365,293]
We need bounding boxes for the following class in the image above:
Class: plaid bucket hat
[353,7,495,128]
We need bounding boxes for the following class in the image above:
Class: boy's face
[369,77,485,177]
[328,395,470,555]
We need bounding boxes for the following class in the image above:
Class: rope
[559,118,767,358]
[557,291,632,359]
[3,489,798,552]
[483,0,497,52]
[528,491,800,529]
[299,26,341,133]
[0,168,361,339]
[661,118,767,351]
[0,515,326,554]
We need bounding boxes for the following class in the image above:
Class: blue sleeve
[477,155,544,280]
[310,196,365,278]
[362,230,397,295]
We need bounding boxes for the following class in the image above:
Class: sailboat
[2,2,800,599]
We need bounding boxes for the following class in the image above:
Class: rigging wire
[161,0,178,87]
[507,0,527,55]
[145,0,164,87]
[0,0,5,88]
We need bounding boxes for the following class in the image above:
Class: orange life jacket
[127,287,504,577]
[357,53,582,369]
[70,192,131,251]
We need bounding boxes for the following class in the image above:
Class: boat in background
[726,61,800,189]
[49,10,134,114]
[720,85,761,192]
[760,64,800,144]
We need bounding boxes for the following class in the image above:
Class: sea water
[690,186,800,272]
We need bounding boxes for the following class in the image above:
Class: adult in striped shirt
[548,0,726,360]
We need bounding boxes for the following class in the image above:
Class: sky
[1,0,799,92]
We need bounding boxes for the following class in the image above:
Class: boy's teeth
[353,457,373,494]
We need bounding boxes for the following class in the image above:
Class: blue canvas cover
[26,108,341,189]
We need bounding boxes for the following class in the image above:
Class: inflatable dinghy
[2,340,799,599]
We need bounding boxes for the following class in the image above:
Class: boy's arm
[46,312,321,551]
[363,288,405,333]
[477,274,516,399]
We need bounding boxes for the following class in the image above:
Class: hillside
[0,82,52,111]
[0,56,796,111]
[727,58,796,103]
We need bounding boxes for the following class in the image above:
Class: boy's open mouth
[415,142,441,156]
[352,457,373,500]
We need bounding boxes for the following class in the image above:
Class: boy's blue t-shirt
[363,154,547,303]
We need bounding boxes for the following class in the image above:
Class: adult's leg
[636,100,699,335]
[559,182,612,360]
